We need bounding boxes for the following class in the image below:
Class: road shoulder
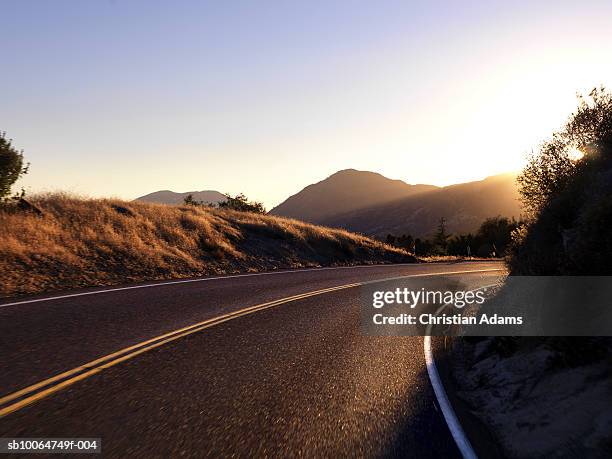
[430,336,505,458]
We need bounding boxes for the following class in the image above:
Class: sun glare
[568,148,584,161]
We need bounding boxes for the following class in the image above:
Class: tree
[218,193,266,214]
[397,234,414,251]
[448,233,475,256]
[415,238,435,256]
[0,132,28,200]
[184,194,222,208]
[509,87,612,274]
[183,194,198,206]
[475,216,519,257]
[517,87,612,215]
[383,233,415,253]
[433,217,451,254]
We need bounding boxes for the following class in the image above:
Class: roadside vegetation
[0,193,413,297]
[0,131,29,202]
[453,88,612,458]
[385,215,523,258]
[510,87,612,274]
[500,87,612,361]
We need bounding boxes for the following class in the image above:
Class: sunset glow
[2,1,612,208]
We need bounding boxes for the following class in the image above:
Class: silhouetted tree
[383,233,415,253]
[517,87,612,215]
[183,194,198,206]
[415,238,435,256]
[475,216,519,257]
[448,233,475,256]
[218,193,266,214]
[397,234,414,251]
[510,87,612,274]
[184,194,224,208]
[446,217,521,257]
[433,217,451,254]
[0,132,28,200]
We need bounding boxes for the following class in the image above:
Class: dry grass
[0,194,414,297]
[417,255,502,263]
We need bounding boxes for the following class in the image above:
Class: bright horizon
[3,0,612,208]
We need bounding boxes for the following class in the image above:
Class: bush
[0,132,29,201]
[218,193,266,214]
[517,87,612,216]
[509,87,612,274]
[183,194,217,207]
[447,234,474,256]
[444,217,522,257]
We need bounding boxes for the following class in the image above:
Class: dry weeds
[0,194,413,297]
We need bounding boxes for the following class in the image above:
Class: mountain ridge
[271,170,522,238]
[270,169,438,222]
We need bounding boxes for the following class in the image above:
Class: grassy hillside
[0,194,413,297]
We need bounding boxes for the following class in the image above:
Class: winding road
[0,262,504,457]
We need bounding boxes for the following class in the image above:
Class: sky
[2,0,612,208]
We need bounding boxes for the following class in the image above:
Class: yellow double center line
[0,268,504,418]
[0,283,359,418]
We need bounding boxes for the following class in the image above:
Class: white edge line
[0,264,418,308]
[0,262,503,309]
[423,282,499,459]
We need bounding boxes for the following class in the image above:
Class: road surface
[0,262,504,457]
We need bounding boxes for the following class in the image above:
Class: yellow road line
[0,268,504,418]
[0,283,359,417]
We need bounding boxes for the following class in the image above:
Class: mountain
[269,169,437,222]
[135,190,226,205]
[272,171,522,238]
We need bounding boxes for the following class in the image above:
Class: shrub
[517,87,612,216]
[218,193,266,214]
[183,194,216,207]
[0,132,29,201]
[509,87,612,274]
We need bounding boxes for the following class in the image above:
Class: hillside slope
[0,195,413,297]
[269,169,437,222]
[323,173,521,237]
[136,190,226,205]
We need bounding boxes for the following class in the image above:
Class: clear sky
[3,0,612,208]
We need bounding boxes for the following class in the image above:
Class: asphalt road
[0,262,504,458]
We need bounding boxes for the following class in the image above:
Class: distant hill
[135,190,226,205]
[272,171,522,238]
[269,169,437,222]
